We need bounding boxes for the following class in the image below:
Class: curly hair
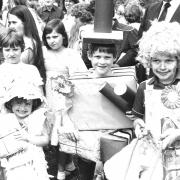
[68,3,93,49]
[137,21,180,68]
[70,3,93,23]
[124,3,143,23]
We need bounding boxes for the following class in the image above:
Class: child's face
[89,49,114,77]
[46,30,63,50]
[3,46,22,64]
[8,14,24,36]
[44,0,54,7]
[11,98,33,119]
[151,54,178,85]
[65,0,75,10]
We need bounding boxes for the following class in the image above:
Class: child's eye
[13,48,19,51]
[52,36,58,39]
[104,56,111,60]
[165,59,176,64]
[3,48,10,52]
[151,59,160,64]
[94,56,101,59]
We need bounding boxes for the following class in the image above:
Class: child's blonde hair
[137,21,180,68]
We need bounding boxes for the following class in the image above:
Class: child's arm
[132,81,147,138]
[133,118,146,138]
[160,128,180,150]
[14,123,49,147]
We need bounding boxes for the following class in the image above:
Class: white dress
[43,47,87,145]
[43,46,87,111]
[0,108,49,180]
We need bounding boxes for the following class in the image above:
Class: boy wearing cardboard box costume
[51,42,137,179]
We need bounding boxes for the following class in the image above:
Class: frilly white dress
[43,46,87,111]
[0,62,43,88]
[0,108,49,180]
[43,47,87,146]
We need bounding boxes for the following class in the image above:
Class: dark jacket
[139,1,180,38]
[37,5,64,23]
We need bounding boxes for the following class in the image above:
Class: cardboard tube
[114,85,136,108]
[94,0,113,33]
[99,82,129,112]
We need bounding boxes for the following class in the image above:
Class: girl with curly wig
[104,21,180,180]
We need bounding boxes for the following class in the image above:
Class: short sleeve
[132,81,146,119]
[28,108,47,135]
[66,49,87,74]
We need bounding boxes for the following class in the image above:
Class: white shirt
[158,0,180,22]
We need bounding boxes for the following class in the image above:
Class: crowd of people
[0,0,180,180]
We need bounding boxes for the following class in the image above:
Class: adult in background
[13,0,45,40]
[37,0,64,24]
[68,3,93,50]
[63,0,79,14]
[116,2,144,67]
[8,5,46,89]
[139,0,180,38]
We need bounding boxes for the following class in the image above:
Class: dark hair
[14,0,27,6]
[71,3,93,23]
[0,0,3,11]
[8,5,46,89]
[124,4,143,23]
[86,0,95,16]
[62,0,79,13]
[2,28,25,51]
[88,43,117,58]
[42,19,68,49]
[5,97,42,113]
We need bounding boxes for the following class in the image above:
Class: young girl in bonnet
[0,78,49,180]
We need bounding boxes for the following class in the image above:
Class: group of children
[0,18,180,180]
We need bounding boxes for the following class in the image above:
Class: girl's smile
[11,99,33,119]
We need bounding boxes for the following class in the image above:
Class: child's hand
[134,118,147,138]
[160,129,180,150]
[14,129,29,142]
[64,132,78,142]
[59,126,79,142]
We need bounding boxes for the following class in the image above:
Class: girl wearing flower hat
[0,78,49,180]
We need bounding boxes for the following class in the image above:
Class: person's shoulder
[147,1,161,9]
[138,80,146,91]
[53,4,62,11]
[64,48,78,54]
[37,6,45,13]
[42,46,48,53]
[19,63,39,73]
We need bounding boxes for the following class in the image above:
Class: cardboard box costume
[56,67,137,161]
